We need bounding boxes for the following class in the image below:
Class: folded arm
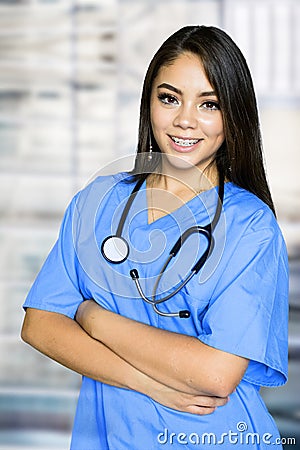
[21,308,228,415]
[76,300,249,398]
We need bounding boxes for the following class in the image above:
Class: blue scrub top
[24,173,289,450]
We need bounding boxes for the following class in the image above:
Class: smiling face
[150,52,225,181]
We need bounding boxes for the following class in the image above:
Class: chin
[163,153,199,171]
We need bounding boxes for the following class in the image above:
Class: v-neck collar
[116,174,231,234]
[142,178,225,229]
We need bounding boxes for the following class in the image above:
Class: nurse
[22,26,289,449]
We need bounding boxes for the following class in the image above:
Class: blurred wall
[0,0,299,449]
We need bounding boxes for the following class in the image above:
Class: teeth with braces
[172,137,199,147]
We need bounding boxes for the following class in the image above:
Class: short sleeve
[198,211,289,387]
[23,194,84,319]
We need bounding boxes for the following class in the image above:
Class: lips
[169,135,201,152]
[171,136,200,146]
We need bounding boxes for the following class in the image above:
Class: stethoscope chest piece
[101,235,129,264]
[100,172,224,317]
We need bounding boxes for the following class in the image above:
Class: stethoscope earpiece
[130,268,190,319]
[129,269,139,280]
[102,173,224,319]
[179,310,190,319]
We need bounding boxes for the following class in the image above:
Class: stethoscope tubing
[116,175,148,237]
[101,171,224,319]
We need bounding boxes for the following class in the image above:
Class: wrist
[128,368,158,398]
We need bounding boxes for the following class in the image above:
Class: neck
[150,161,219,196]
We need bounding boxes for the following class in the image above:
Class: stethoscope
[101,173,224,319]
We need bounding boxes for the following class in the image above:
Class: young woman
[22,26,288,449]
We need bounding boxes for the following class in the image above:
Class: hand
[76,301,229,415]
[143,376,229,415]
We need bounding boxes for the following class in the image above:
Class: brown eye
[201,101,220,111]
[158,93,179,105]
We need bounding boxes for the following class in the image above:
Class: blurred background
[0,0,299,449]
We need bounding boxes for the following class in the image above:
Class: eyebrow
[157,83,217,98]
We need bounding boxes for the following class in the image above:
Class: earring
[228,157,235,174]
[148,136,153,161]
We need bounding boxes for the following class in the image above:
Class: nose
[173,103,198,129]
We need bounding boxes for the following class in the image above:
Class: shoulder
[72,172,132,210]
[80,171,130,196]
[224,182,280,234]
[222,183,287,263]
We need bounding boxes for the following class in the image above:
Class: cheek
[151,107,170,135]
[199,116,224,137]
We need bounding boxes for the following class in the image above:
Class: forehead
[153,52,213,92]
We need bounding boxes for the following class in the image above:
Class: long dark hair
[131,25,275,215]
